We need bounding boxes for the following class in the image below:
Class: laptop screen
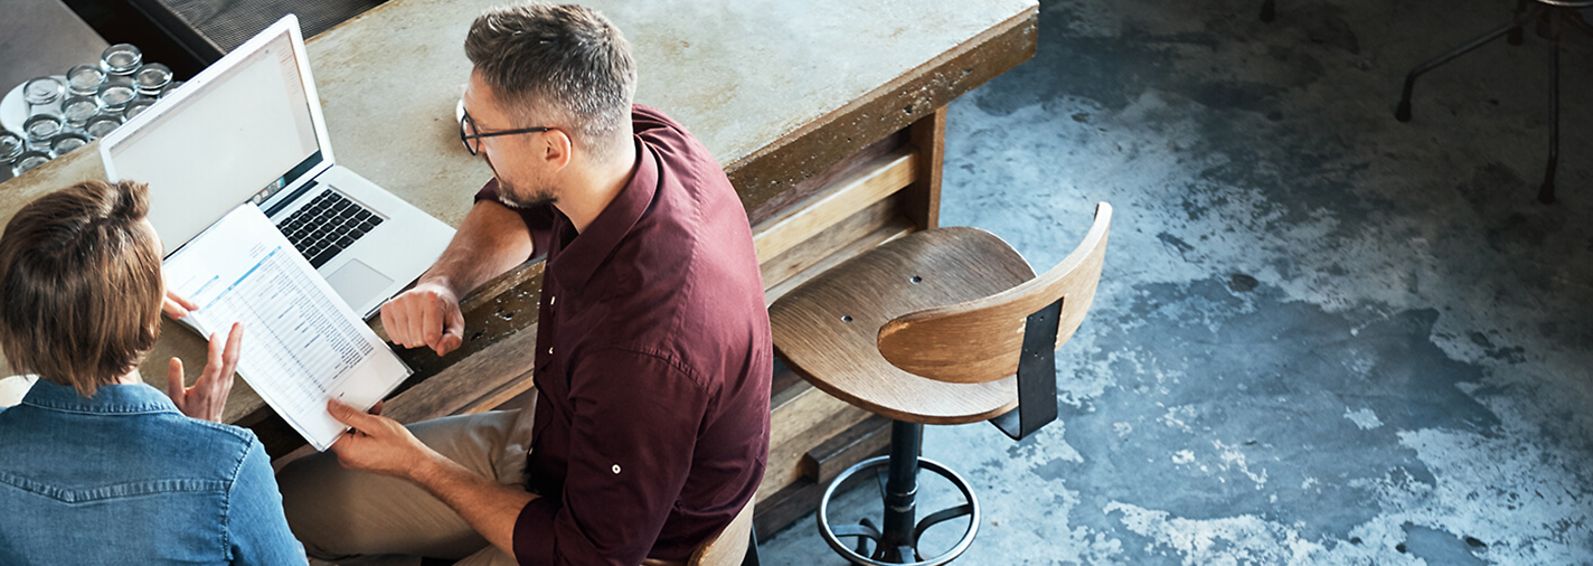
[104,30,320,249]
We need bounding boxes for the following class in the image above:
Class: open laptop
[100,15,453,318]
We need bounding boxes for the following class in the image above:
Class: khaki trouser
[277,393,537,566]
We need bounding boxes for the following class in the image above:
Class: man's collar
[21,378,179,416]
[548,138,659,291]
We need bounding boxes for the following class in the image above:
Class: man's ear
[543,130,573,171]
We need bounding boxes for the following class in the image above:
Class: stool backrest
[877,202,1111,384]
[687,499,755,566]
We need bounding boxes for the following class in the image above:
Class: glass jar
[85,114,122,139]
[23,114,65,146]
[11,151,51,176]
[134,63,172,97]
[61,95,100,128]
[66,65,107,97]
[23,77,65,116]
[100,44,143,76]
[123,97,157,121]
[0,131,24,165]
[161,80,185,98]
[98,76,137,112]
[50,133,89,157]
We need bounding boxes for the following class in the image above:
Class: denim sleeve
[227,438,307,565]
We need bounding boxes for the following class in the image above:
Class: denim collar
[21,379,179,415]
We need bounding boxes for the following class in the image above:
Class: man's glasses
[459,109,555,156]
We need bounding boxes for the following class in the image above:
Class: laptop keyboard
[277,188,384,268]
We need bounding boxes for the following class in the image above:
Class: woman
[0,180,304,564]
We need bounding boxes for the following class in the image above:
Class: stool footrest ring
[817,455,981,566]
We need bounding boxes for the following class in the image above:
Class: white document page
[163,204,411,451]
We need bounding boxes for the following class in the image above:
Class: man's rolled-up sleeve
[512,347,707,565]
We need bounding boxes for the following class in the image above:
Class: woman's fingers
[218,324,244,380]
[203,330,226,381]
[162,292,199,319]
[213,324,243,404]
[165,357,186,408]
[174,293,199,310]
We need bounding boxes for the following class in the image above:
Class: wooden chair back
[877,203,1112,383]
[687,500,756,566]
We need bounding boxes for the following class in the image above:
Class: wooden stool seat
[775,204,1111,564]
[771,227,1036,425]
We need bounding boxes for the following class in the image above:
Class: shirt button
[550,295,556,306]
[547,347,554,356]
[612,464,621,474]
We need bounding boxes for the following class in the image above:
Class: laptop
[100,15,454,318]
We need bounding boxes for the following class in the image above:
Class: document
[163,204,411,451]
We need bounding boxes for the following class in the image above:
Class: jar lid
[23,77,65,105]
[0,131,24,161]
[66,65,107,94]
[101,44,144,75]
[51,133,89,156]
[135,63,173,91]
[12,151,52,175]
[23,114,65,141]
[85,117,121,138]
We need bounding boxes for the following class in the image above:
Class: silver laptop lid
[99,15,336,254]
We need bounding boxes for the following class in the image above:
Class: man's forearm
[410,451,537,560]
[423,200,535,298]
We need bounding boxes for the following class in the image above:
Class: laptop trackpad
[327,259,393,307]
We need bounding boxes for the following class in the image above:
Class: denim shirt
[0,380,305,564]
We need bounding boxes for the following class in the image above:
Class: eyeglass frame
[459,108,558,156]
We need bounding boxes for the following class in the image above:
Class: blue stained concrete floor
[762,0,1593,563]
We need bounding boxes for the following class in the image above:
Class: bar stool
[1395,0,1593,203]
[770,203,1112,564]
[684,500,760,566]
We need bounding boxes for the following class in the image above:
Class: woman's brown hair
[0,179,164,397]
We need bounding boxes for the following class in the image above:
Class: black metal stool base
[817,422,980,566]
[1394,1,1593,204]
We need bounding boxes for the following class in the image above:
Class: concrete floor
[762,0,1593,563]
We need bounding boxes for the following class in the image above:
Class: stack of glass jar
[4,43,183,178]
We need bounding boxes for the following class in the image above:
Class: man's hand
[380,280,465,356]
[166,322,243,422]
[326,399,438,479]
[327,399,533,560]
[162,291,199,320]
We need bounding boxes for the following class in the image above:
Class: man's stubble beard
[486,154,556,208]
[496,181,556,208]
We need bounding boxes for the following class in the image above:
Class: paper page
[163,204,411,450]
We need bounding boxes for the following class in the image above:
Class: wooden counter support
[904,107,948,231]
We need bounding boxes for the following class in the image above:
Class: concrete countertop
[0,0,1034,223]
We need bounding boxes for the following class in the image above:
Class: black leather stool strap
[991,298,1061,440]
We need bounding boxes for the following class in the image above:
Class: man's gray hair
[465,3,637,159]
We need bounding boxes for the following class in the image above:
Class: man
[278,4,772,565]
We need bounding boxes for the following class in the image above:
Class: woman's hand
[166,323,243,422]
[162,291,199,320]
